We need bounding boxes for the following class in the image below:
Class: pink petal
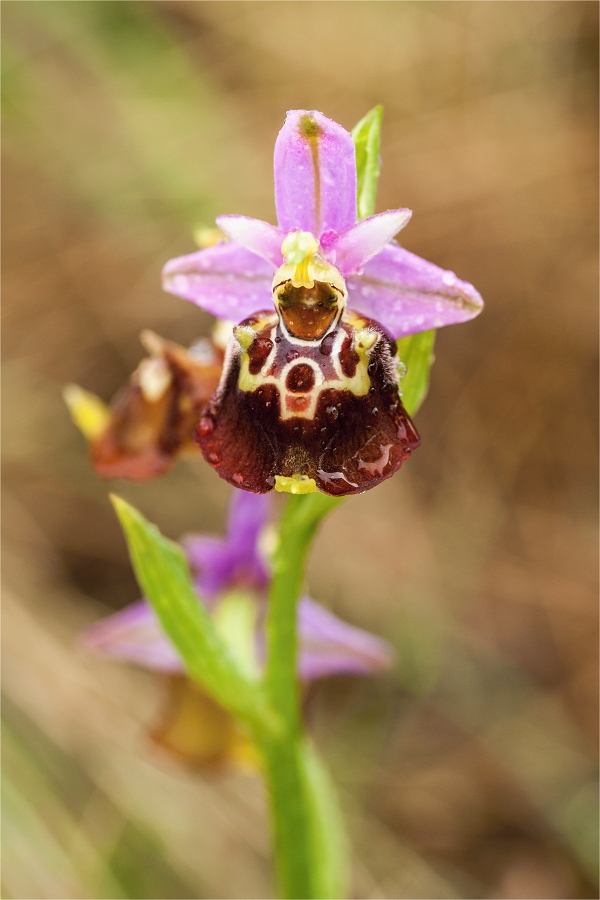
[298,597,395,681]
[347,243,484,339]
[81,600,184,673]
[216,215,284,267]
[162,242,273,323]
[330,209,412,275]
[183,491,271,601]
[274,110,357,238]
[226,490,272,552]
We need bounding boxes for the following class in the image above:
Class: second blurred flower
[82,490,394,769]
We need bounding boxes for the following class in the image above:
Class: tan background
[3,2,598,898]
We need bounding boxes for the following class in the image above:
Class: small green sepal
[352,105,384,220]
[396,330,436,416]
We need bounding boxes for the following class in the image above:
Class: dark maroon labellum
[196,311,419,496]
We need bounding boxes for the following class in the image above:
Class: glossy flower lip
[82,490,394,681]
[197,310,421,495]
[162,109,483,339]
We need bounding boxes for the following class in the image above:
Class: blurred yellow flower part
[63,384,110,440]
[152,675,260,772]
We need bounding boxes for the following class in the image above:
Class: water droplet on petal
[198,416,214,437]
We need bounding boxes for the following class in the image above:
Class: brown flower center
[276,281,341,340]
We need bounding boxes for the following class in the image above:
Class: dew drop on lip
[198,416,214,437]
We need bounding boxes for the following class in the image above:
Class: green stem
[259,737,314,899]
[262,493,342,898]
[265,494,340,725]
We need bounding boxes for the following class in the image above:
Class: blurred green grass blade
[2,721,128,899]
[352,105,383,220]
[111,495,278,737]
[300,740,349,900]
[396,330,436,416]
[560,779,599,882]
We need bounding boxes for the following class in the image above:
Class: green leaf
[300,741,350,900]
[396,330,436,416]
[110,495,278,737]
[352,105,383,220]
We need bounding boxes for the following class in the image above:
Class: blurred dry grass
[2,2,598,898]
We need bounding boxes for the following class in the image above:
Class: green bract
[352,104,383,220]
[110,495,278,736]
[397,329,437,417]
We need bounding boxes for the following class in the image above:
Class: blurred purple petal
[226,489,271,551]
[183,490,271,601]
[347,243,484,339]
[331,209,412,275]
[274,110,357,237]
[162,242,272,323]
[216,215,284,267]
[298,597,395,681]
[81,600,183,672]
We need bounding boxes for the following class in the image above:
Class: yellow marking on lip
[354,329,378,354]
[274,474,318,494]
[236,324,376,419]
[233,325,255,351]
[238,326,378,420]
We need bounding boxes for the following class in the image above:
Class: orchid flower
[82,490,393,768]
[65,106,484,893]
[64,329,224,481]
[163,110,483,497]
